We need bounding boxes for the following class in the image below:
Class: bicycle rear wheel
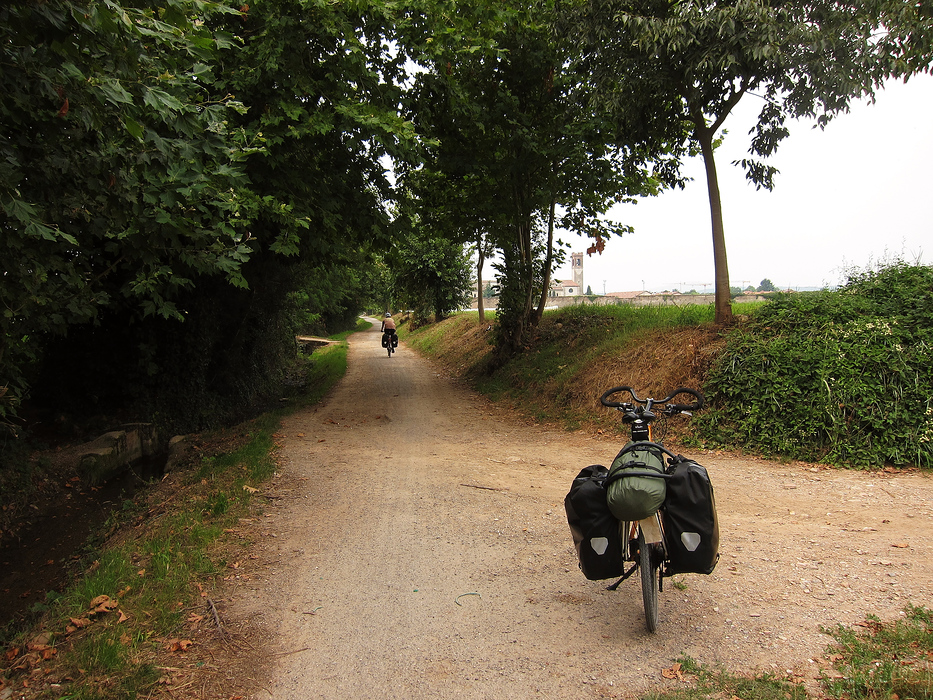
[638,529,660,632]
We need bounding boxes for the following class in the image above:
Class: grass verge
[820,604,933,700]
[649,656,808,700]
[662,605,933,700]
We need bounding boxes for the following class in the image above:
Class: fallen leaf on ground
[662,662,683,680]
[89,595,119,614]
[166,639,194,653]
[28,645,56,661]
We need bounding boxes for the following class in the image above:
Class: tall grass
[406,301,746,431]
[408,266,932,470]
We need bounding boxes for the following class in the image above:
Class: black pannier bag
[662,457,720,575]
[564,465,624,580]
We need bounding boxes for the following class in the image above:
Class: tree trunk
[515,182,535,349]
[476,234,485,323]
[534,197,557,325]
[697,124,733,324]
[521,224,535,344]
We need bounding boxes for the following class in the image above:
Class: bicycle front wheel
[638,529,660,632]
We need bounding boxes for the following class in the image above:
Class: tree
[293,253,387,336]
[1,0,415,436]
[758,278,776,292]
[213,0,412,261]
[1,0,253,431]
[163,0,412,419]
[474,229,496,323]
[571,0,933,324]
[392,229,474,325]
[402,0,673,360]
[397,166,497,321]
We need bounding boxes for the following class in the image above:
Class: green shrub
[699,262,933,468]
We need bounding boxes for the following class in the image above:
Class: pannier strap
[604,468,671,487]
[616,440,680,462]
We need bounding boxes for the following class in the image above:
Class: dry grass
[571,325,726,408]
[405,309,729,441]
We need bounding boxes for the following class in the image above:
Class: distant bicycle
[383,328,397,356]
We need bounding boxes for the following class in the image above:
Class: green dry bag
[605,441,667,521]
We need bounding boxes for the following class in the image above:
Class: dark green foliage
[2,0,408,448]
[292,260,383,336]
[1,0,254,431]
[699,263,933,468]
[23,252,304,439]
[211,0,408,260]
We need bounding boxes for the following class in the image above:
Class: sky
[553,73,933,294]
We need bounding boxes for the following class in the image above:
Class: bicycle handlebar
[599,386,704,413]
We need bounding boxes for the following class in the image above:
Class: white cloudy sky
[554,73,933,294]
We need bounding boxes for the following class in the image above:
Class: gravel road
[225,320,933,699]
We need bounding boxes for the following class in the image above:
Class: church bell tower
[571,252,583,290]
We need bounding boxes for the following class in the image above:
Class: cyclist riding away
[381,313,398,354]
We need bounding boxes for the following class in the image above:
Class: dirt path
[226,320,933,699]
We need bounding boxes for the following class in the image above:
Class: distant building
[550,280,582,297]
[549,252,585,297]
[571,251,583,289]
